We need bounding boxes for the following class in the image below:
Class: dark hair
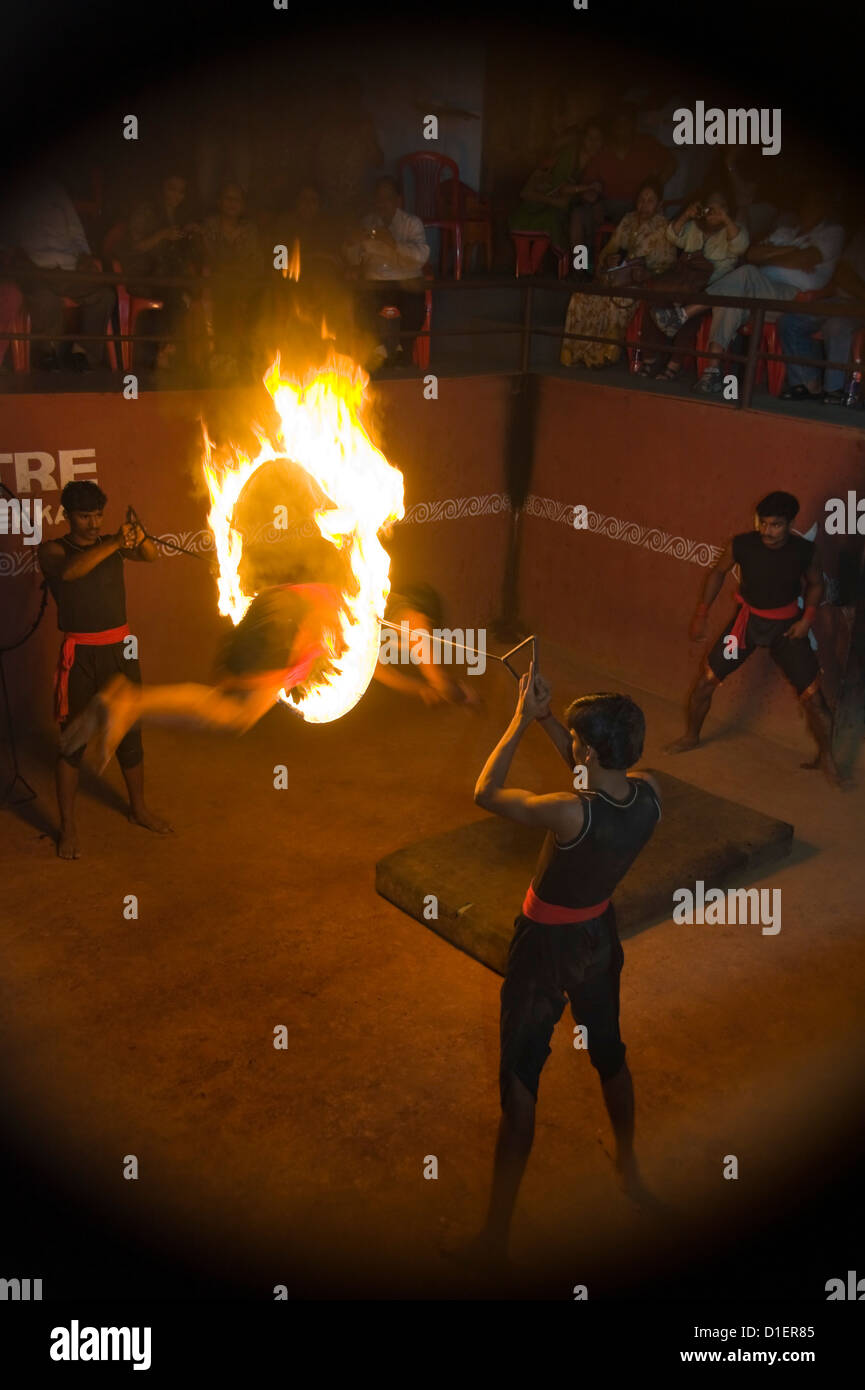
[61,481,107,513]
[635,178,664,205]
[385,583,444,629]
[375,175,402,197]
[756,490,799,521]
[564,693,645,770]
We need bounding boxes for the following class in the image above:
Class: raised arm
[473,659,584,837]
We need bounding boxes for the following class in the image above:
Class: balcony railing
[3,263,864,412]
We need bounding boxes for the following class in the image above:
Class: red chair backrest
[397,153,460,220]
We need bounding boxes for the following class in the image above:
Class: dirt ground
[2,637,864,1300]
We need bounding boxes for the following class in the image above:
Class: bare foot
[664,735,700,754]
[820,754,853,790]
[596,1133,674,1218]
[800,755,820,769]
[128,806,173,834]
[57,827,80,860]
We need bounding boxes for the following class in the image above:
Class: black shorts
[60,641,143,768]
[499,905,626,1108]
[706,612,819,695]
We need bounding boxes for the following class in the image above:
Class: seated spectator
[281,184,343,281]
[639,192,749,380]
[690,185,845,393]
[572,106,676,270]
[342,176,430,367]
[508,119,604,274]
[201,181,263,374]
[122,172,203,371]
[560,180,675,369]
[706,146,778,244]
[779,227,865,404]
[4,175,115,371]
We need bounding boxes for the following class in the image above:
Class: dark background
[3,0,863,1308]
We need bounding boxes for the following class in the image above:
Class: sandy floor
[3,638,864,1299]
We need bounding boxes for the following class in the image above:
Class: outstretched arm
[474,659,584,836]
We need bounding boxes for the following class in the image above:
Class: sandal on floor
[655,362,683,381]
[635,359,657,376]
[780,383,823,401]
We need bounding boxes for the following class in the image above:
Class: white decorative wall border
[523,495,724,569]
[0,491,723,575]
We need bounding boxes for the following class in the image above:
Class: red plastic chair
[412,265,434,369]
[510,231,549,276]
[397,153,463,280]
[103,222,164,370]
[625,301,645,370]
[744,287,828,396]
[441,179,491,275]
[13,262,119,371]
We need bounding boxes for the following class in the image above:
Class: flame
[203,353,404,723]
[281,237,301,281]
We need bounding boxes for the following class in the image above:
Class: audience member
[779,226,865,403]
[122,172,203,371]
[508,119,604,272]
[3,176,115,371]
[689,185,845,393]
[342,176,430,367]
[573,106,675,268]
[561,179,675,368]
[707,146,778,244]
[639,191,749,380]
[201,181,263,372]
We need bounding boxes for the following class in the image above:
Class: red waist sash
[219,642,326,693]
[522,883,611,925]
[730,592,799,650]
[54,624,131,721]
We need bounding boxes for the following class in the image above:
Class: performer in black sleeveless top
[667,490,843,786]
[459,666,662,1268]
[38,480,170,859]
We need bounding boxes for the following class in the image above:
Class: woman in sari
[509,121,604,273]
[560,179,675,368]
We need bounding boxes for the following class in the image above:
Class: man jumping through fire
[457,662,662,1271]
[61,579,478,771]
[38,481,171,860]
[666,490,845,786]
[60,580,347,771]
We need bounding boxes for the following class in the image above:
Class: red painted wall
[521,377,865,748]
[2,374,862,753]
[0,376,513,732]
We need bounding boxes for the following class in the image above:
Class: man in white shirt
[343,176,430,365]
[694,188,844,394]
[8,177,115,371]
[779,227,865,403]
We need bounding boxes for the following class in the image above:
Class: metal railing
[3,263,864,411]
